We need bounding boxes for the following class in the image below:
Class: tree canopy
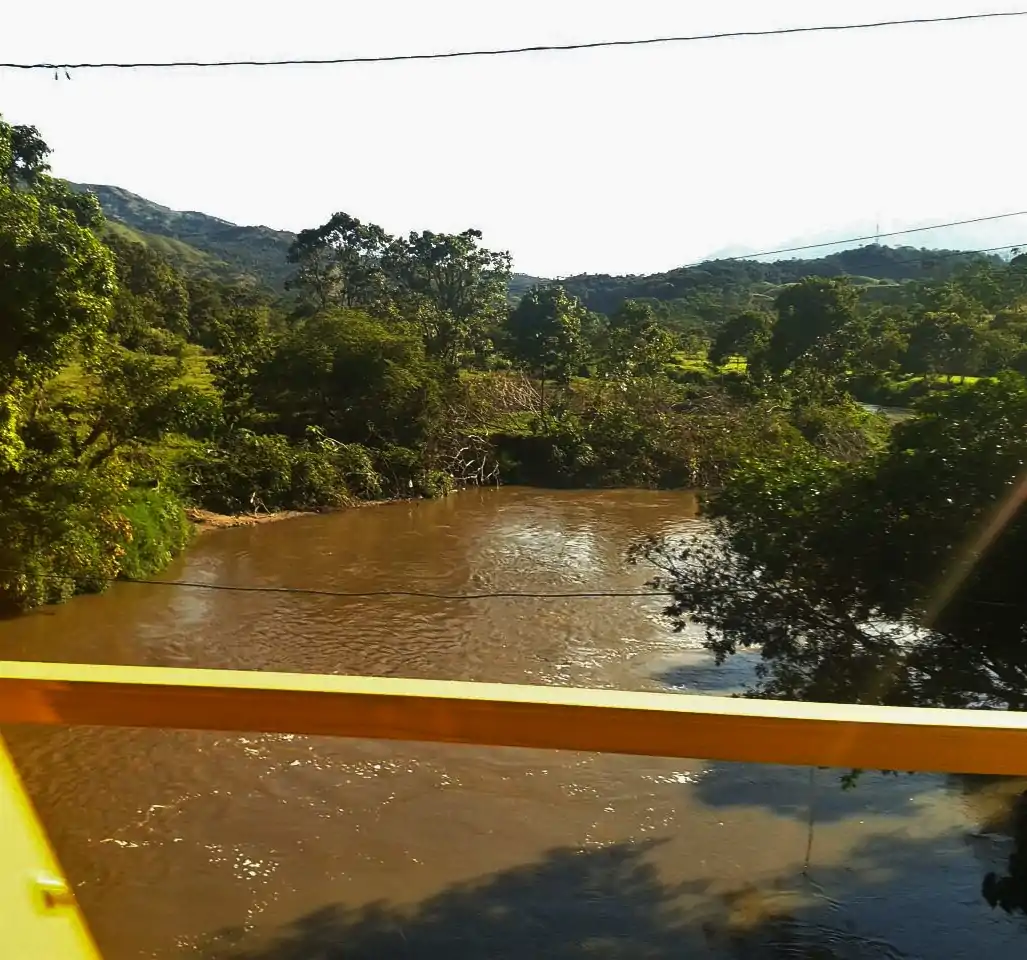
[504,285,588,411]
[0,119,115,398]
[637,374,1027,709]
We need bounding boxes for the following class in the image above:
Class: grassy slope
[49,346,215,402]
[71,183,295,290]
[101,221,250,285]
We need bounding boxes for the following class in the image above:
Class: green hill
[555,245,1002,317]
[99,220,258,286]
[70,183,296,289]
[71,183,1004,321]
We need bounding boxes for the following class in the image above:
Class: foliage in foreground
[636,375,1027,710]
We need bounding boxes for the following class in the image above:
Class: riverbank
[185,497,409,530]
[185,507,315,529]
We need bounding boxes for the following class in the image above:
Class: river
[1,487,1024,958]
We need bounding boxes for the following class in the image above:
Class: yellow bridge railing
[5,658,1027,959]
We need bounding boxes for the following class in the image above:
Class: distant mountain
[69,183,297,289]
[99,220,256,287]
[508,273,548,302]
[74,182,547,300]
[553,244,1004,318]
[71,184,1004,317]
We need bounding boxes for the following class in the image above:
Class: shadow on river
[199,832,980,959]
[2,487,1025,958]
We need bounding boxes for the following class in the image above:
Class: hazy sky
[2,1,1025,276]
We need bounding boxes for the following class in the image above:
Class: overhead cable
[684,211,1027,267]
[4,570,1020,607]
[0,568,673,600]
[2,11,1025,71]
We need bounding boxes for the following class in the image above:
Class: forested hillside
[555,245,1006,339]
[70,183,1006,325]
[69,183,297,289]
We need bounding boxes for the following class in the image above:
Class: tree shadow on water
[205,840,693,959]
[687,760,941,824]
[201,830,1027,960]
[654,659,754,697]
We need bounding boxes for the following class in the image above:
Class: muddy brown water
[2,487,1025,958]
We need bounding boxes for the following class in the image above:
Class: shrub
[118,488,192,580]
[133,326,189,357]
[179,431,354,513]
[0,464,192,612]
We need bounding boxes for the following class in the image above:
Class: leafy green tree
[708,310,773,368]
[977,327,1021,375]
[636,375,1027,710]
[104,233,189,348]
[905,311,988,380]
[220,309,444,450]
[0,115,200,611]
[1,122,49,186]
[0,453,134,610]
[599,300,675,379]
[72,346,215,467]
[286,212,390,310]
[853,309,909,374]
[383,229,511,365]
[762,277,861,379]
[951,259,1027,314]
[505,286,587,416]
[0,115,115,400]
[184,275,275,352]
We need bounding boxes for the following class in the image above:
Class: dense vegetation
[5,103,1027,757]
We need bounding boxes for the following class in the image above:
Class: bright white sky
[2,1,1026,276]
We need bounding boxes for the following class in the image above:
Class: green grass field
[669,353,746,374]
[47,346,216,403]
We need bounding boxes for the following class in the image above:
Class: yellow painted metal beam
[0,734,102,960]
[4,660,1027,775]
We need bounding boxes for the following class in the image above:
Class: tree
[851,309,908,374]
[383,229,511,365]
[104,233,190,348]
[220,309,444,450]
[1,121,49,187]
[0,115,115,398]
[708,310,773,368]
[635,375,1027,710]
[505,286,586,416]
[183,275,275,352]
[0,116,206,611]
[762,277,861,378]
[905,311,988,381]
[599,300,675,380]
[72,346,215,468]
[286,212,390,310]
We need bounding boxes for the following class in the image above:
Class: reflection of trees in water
[950,775,1027,916]
[201,830,1025,960]
[980,788,1027,914]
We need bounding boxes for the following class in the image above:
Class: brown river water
[2,487,1025,958]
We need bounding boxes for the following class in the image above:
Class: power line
[4,570,1020,608]
[0,568,671,600]
[773,240,1026,270]
[685,211,1027,267]
[124,579,675,600]
[846,240,1027,272]
[889,240,1026,267]
[734,241,1025,289]
[3,11,1025,71]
